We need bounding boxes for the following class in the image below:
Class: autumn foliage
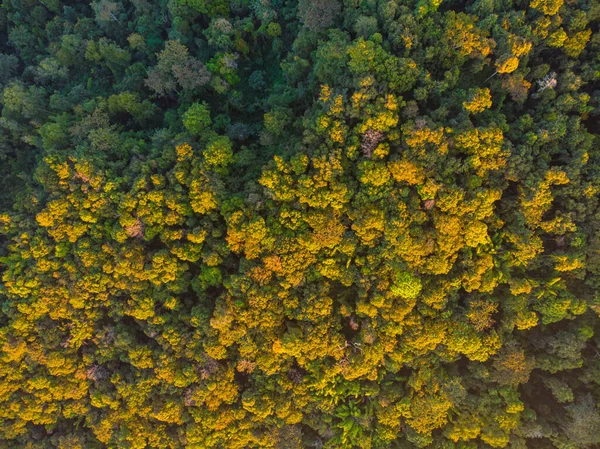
[0,0,600,448]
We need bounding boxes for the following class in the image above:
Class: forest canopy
[1,0,600,448]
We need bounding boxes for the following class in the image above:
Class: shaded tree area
[1,0,600,448]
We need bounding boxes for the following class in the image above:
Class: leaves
[0,0,599,447]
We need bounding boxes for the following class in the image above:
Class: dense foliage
[1,0,600,447]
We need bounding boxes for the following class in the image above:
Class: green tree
[183,102,212,136]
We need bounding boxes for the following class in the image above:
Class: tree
[558,395,600,448]
[491,343,535,386]
[183,102,212,136]
[0,53,18,86]
[204,136,233,168]
[146,40,210,96]
[298,0,342,32]
[463,88,492,113]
